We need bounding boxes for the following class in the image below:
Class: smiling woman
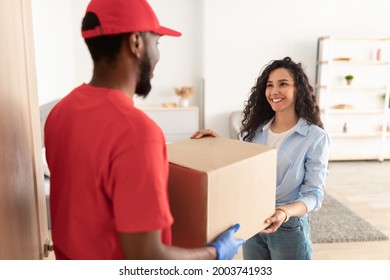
[265,68,298,130]
[237,57,330,260]
[190,57,330,260]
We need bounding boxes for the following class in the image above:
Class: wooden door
[0,0,49,259]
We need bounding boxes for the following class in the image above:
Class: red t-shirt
[45,84,173,259]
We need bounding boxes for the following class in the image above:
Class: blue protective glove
[208,223,246,260]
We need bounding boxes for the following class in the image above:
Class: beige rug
[310,194,389,243]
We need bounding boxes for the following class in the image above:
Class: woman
[191,57,330,260]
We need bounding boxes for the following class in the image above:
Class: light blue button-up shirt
[248,118,330,213]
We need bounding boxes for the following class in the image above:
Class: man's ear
[128,32,144,59]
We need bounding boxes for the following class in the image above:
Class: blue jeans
[243,215,312,260]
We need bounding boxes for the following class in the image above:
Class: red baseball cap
[82,0,181,38]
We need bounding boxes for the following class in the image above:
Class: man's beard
[135,51,152,98]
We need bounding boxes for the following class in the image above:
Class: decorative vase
[346,79,352,85]
[376,48,382,61]
[179,98,189,108]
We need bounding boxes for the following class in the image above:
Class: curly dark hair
[240,57,323,142]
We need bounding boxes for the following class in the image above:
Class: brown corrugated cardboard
[167,137,276,248]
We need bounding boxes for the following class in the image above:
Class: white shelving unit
[315,36,390,161]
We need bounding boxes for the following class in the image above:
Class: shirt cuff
[297,196,317,213]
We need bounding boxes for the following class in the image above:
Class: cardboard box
[167,137,276,248]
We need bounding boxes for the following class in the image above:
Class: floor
[312,160,390,260]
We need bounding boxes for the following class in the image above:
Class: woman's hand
[259,209,286,234]
[190,129,220,139]
[260,202,306,234]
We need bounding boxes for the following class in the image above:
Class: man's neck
[89,65,136,99]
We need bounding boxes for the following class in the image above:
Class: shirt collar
[261,117,309,136]
[295,118,310,136]
[262,118,273,130]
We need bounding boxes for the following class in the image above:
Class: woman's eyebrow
[267,79,291,83]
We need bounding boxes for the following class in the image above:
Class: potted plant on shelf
[345,75,354,85]
[381,93,390,108]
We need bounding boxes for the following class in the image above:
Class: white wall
[32,0,390,136]
[31,0,203,109]
[32,0,77,105]
[136,0,204,110]
[203,0,390,137]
